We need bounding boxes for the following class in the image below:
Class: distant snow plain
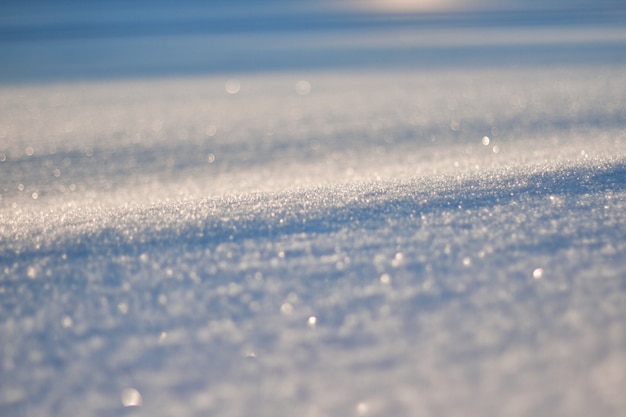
[1,7,626,417]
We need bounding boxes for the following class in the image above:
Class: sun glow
[345,0,469,13]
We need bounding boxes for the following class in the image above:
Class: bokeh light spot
[121,388,142,407]
[225,79,241,94]
[295,80,311,95]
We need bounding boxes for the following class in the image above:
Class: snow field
[1,66,626,416]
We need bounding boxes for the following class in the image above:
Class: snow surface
[2,4,626,417]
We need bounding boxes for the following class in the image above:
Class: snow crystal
[120,388,142,407]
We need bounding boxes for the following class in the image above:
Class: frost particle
[62,316,73,328]
[121,388,142,407]
[117,302,129,314]
[27,266,37,279]
[280,303,293,315]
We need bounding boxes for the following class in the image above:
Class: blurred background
[1,0,625,83]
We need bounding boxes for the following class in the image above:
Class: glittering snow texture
[1,65,626,417]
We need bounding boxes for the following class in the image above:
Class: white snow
[1,6,626,417]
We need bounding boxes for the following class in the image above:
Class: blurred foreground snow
[1,3,626,416]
